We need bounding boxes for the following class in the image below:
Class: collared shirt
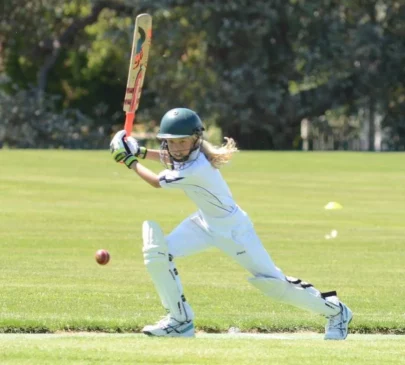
[158,150,237,219]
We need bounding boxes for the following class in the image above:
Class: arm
[130,160,161,188]
[110,131,162,188]
[143,149,161,162]
[124,136,167,163]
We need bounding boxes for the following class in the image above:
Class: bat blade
[123,13,152,136]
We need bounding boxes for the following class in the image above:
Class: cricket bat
[123,13,152,137]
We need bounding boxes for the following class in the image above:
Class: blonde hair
[200,137,238,169]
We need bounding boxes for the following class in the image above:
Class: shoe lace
[156,314,186,331]
[156,314,171,326]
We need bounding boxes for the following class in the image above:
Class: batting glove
[111,130,148,159]
[110,131,138,168]
[126,136,148,159]
[122,154,138,169]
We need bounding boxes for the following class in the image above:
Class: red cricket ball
[95,249,110,265]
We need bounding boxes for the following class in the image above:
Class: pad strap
[249,276,341,317]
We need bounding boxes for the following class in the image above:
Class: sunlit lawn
[0,150,404,335]
[0,333,404,365]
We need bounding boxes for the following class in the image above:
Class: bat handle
[124,112,135,137]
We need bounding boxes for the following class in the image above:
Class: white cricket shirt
[158,150,250,233]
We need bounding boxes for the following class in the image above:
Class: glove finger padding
[126,136,140,156]
[110,130,140,167]
[110,130,129,151]
[110,130,132,162]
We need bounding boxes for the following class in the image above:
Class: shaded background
[0,0,404,150]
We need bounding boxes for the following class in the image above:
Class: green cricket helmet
[157,108,204,139]
[157,108,205,168]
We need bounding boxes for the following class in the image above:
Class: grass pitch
[0,333,404,365]
[0,150,404,336]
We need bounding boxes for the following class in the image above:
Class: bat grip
[124,112,135,137]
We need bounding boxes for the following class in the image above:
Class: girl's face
[166,137,196,160]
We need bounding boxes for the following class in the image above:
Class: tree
[1,0,404,149]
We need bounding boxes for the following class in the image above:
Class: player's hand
[110,130,128,162]
[111,130,147,159]
[127,136,148,159]
[121,154,137,168]
[110,131,137,168]
[125,136,140,155]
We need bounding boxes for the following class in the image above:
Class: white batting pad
[248,277,340,317]
[142,220,193,322]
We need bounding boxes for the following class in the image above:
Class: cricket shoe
[324,300,353,340]
[142,315,195,337]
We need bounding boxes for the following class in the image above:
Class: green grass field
[1,333,404,365]
[0,150,404,363]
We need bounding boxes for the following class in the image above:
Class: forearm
[130,161,161,188]
[143,149,161,162]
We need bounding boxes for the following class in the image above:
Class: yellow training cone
[324,202,343,210]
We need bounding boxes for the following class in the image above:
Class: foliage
[0,0,404,149]
[0,87,105,148]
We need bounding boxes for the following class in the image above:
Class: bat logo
[133,27,147,69]
[123,14,152,116]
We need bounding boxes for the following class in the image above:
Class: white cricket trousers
[166,210,285,280]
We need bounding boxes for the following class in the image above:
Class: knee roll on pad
[142,220,168,266]
[248,276,340,317]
